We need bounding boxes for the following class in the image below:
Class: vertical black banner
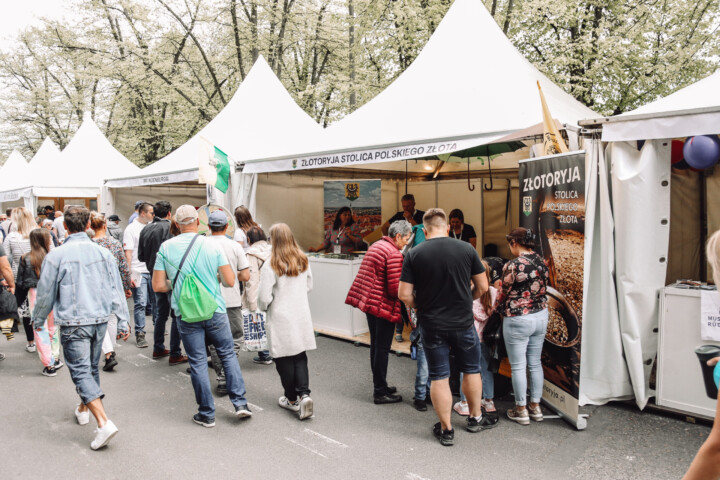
[519,152,585,423]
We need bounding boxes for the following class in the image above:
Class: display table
[657,286,720,418]
[308,256,368,337]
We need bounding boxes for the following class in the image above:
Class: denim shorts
[421,325,482,381]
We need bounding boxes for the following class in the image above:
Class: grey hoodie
[243,240,271,311]
[107,223,124,243]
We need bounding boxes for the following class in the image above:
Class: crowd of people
[1,198,719,467]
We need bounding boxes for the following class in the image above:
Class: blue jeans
[421,325,482,381]
[177,312,248,418]
[153,291,181,356]
[410,328,430,401]
[146,281,156,320]
[504,309,549,406]
[460,342,494,401]
[60,323,108,404]
[131,273,151,335]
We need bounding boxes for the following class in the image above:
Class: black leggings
[15,288,33,342]
[274,351,310,402]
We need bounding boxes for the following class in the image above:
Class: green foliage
[0,0,718,165]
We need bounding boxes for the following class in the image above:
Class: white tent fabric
[243,0,596,174]
[104,56,323,189]
[0,150,32,207]
[580,140,634,405]
[600,70,720,141]
[33,113,140,198]
[28,137,62,174]
[610,140,671,409]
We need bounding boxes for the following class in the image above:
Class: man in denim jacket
[32,206,130,450]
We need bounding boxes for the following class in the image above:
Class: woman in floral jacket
[497,228,549,426]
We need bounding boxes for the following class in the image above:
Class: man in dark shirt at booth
[381,193,425,235]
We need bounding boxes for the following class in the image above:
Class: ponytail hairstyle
[479,260,494,316]
[505,227,536,249]
[89,211,106,231]
[268,223,308,277]
[28,228,51,276]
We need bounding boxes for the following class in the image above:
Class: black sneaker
[385,386,397,394]
[374,393,402,405]
[483,405,499,422]
[42,366,57,377]
[432,422,454,446]
[54,359,64,370]
[466,414,498,432]
[413,398,428,412]
[103,352,118,372]
[192,413,215,428]
[234,404,253,418]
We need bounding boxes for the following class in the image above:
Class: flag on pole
[198,137,230,193]
[537,81,569,155]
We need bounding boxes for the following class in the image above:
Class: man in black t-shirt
[381,193,424,235]
[399,208,491,446]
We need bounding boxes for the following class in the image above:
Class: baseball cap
[108,215,120,222]
[208,211,228,227]
[134,200,145,209]
[174,205,198,225]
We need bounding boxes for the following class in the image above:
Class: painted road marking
[137,353,157,362]
[285,437,328,459]
[406,473,431,480]
[303,428,348,448]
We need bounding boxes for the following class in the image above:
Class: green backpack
[167,234,218,323]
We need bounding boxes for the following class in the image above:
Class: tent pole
[467,158,475,191]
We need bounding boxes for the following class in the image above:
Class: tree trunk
[348,0,356,108]
[503,0,514,34]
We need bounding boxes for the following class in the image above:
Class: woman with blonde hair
[683,230,720,479]
[3,207,51,352]
[258,223,316,420]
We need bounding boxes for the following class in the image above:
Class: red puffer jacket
[345,236,404,323]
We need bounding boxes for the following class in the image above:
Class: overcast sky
[0,1,66,49]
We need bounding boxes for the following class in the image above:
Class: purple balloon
[683,135,720,170]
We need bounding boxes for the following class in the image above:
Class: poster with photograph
[519,152,585,425]
[323,180,382,239]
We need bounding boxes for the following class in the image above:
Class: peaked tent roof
[33,113,141,197]
[595,70,720,141]
[105,56,324,187]
[28,137,62,173]
[243,0,596,173]
[0,150,30,192]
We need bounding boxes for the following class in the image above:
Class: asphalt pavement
[0,319,711,480]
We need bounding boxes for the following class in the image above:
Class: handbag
[241,309,268,352]
[482,311,506,374]
[0,284,19,322]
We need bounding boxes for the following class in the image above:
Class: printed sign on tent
[323,180,381,240]
[701,290,720,342]
[519,151,585,426]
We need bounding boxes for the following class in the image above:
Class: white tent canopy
[0,150,30,203]
[32,112,140,198]
[104,55,324,189]
[28,137,62,174]
[596,70,720,141]
[243,0,596,173]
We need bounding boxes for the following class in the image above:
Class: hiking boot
[279,396,300,412]
[103,352,118,372]
[413,398,428,412]
[91,420,118,450]
[169,355,189,365]
[466,414,498,432]
[135,334,148,348]
[374,393,402,405]
[42,366,57,377]
[528,404,544,422]
[192,413,215,428]
[453,401,469,416]
[507,406,530,425]
[432,422,454,446]
[153,349,170,359]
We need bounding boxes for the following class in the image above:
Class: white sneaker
[453,401,469,416]
[75,405,90,426]
[91,419,118,450]
[298,395,314,420]
[279,396,300,412]
[25,343,36,353]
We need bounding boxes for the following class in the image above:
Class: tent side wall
[105,185,209,229]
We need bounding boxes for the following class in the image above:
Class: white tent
[102,56,324,220]
[242,0,596,173]
[600,70,720,142]
[579,70,720,410]
[0,150,31,209]
[28,137,62,173]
